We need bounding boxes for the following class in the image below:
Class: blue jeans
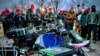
[65,23,73,32]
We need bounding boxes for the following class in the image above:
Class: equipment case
[39,47,75,56]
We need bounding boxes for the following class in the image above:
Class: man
[65,9,76,32]
[80,9,89,39]
[87,5,98,42]
[26,4,35,27]
[3,9,14,34]
[34,8,42,26]
[47,8,54,23]
[57,10,66,28]
[14,8,25,28]
[57,10,65,20]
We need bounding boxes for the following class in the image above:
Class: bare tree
[19,0,27,10]
[50,0,61,13]
[33,0,51,8]
[33,0,62,13]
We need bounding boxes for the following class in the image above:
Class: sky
[0,0,100,12]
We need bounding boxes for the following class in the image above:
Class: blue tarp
[43,33,63,47]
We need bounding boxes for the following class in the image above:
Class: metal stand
[0,46,18,56]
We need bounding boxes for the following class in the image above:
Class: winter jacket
[26,9,34,23]
[80,13,88,27]
[87,12,98,25]
[66,12,76,23]
[57,14,66,21]
[14,14,25,27]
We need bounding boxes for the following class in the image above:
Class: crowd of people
[0,4,100,42]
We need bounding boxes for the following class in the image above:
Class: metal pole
[2,46,4,56]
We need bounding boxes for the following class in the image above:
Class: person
[26,4,35,27]
[65,9,76,32]
[77,11,82,33]
[43,8,49,22]
[57,10,65,21]
[80,9,89,39]
[34,8,42,26]
[47,8,54,23]
[56,10,66,28]
[3,9,15,34]
[14,8,26,28]
[87,5,98,42]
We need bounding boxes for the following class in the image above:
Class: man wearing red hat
[26,4,35,27]
[57,10,66,28]
[57,10,65,20]
[42,7,53,23]
[65,7,76,32]
[3,8,15,35]
[47,8,54,23]
[14,8,26,28]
